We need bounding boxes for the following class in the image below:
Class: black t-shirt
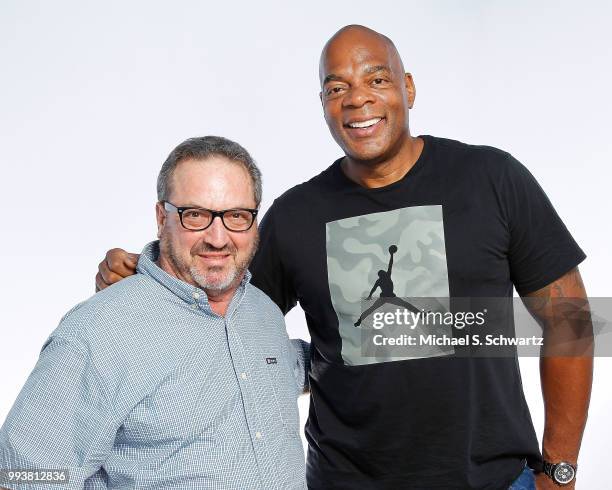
[249,135,586,490]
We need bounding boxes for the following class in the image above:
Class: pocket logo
[265,357,277,364]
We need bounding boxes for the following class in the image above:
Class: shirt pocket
[263,345,301,436]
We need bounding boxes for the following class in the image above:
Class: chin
[190,265,238,292]
[347,146,387,163]
[340,139,388,162]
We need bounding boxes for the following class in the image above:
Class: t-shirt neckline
[331,134,432,193]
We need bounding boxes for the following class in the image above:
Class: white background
[1,1,610,487]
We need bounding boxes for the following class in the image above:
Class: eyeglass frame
[162,201,259,232]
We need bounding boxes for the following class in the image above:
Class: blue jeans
[509,466,535,490]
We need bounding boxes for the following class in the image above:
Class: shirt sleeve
[0,335,115,489]
[250,201,298,314]
[288,339,311,394]
[501,154,586,295]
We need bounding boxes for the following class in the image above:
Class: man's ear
[319,91,324,108]
[155,201,166,239]
[404,72,416,109]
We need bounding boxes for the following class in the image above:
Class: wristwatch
[543,460,577,485]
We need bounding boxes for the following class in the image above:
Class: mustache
[196,243,237,254]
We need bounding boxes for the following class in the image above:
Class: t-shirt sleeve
[0,335,115,489]
[501,154,586,295]
[250,201,298,314]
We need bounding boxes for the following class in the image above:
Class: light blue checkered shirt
[0,241,308,489]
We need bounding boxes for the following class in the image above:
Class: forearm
[540,355,592,463]
[523,267,593,467]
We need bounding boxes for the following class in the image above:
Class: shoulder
[431,135,514,167]
[432,135,509,155]
[427,135,530,186]
[244,284,285,321]
[46,274,201,401]
[271,159,341,208]
[50,273,182,373]
[243,285,288,338]
[54,274,158,338]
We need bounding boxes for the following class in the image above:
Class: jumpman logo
[354,245,420,327]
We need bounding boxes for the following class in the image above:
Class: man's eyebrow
[363,64,391,75]
[322,73,343,85]
[169,203,204,209]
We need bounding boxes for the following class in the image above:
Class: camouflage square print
[325,205,453,365]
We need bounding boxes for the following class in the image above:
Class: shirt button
[192,291,200,299]
[191,304,198,309]
[241,372,248,380]
[255,431,262,439]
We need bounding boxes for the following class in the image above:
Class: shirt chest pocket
[259,347,301,436]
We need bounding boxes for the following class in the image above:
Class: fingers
[97,259,125,288]
[108,248,138,275]
[98,248,139,287]
[126,253,139,267]
[95,271,109,292]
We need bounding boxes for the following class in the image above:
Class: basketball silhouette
[389,245,398,254]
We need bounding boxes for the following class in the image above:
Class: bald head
[319,25,405,85]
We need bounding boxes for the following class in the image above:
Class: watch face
[553,463,576,485]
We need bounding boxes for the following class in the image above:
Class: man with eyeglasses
[0,136,309,489]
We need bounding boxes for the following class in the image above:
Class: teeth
[348,117,381,128]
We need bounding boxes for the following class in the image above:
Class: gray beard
[189,263,239,292]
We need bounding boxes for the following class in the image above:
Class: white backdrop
[1,1,610,487]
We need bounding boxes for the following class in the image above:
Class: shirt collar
[136,240,252,316]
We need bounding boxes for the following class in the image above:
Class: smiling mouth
[345,117,383,129]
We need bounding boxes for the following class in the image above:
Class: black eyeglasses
[163,201,258,232]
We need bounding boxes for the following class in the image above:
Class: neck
[341,135,424,189]
[157,254,242,317]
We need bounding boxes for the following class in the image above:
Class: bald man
[96,26,591,490]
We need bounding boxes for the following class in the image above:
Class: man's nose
[342,85,375,109]
[203,216,230,248]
